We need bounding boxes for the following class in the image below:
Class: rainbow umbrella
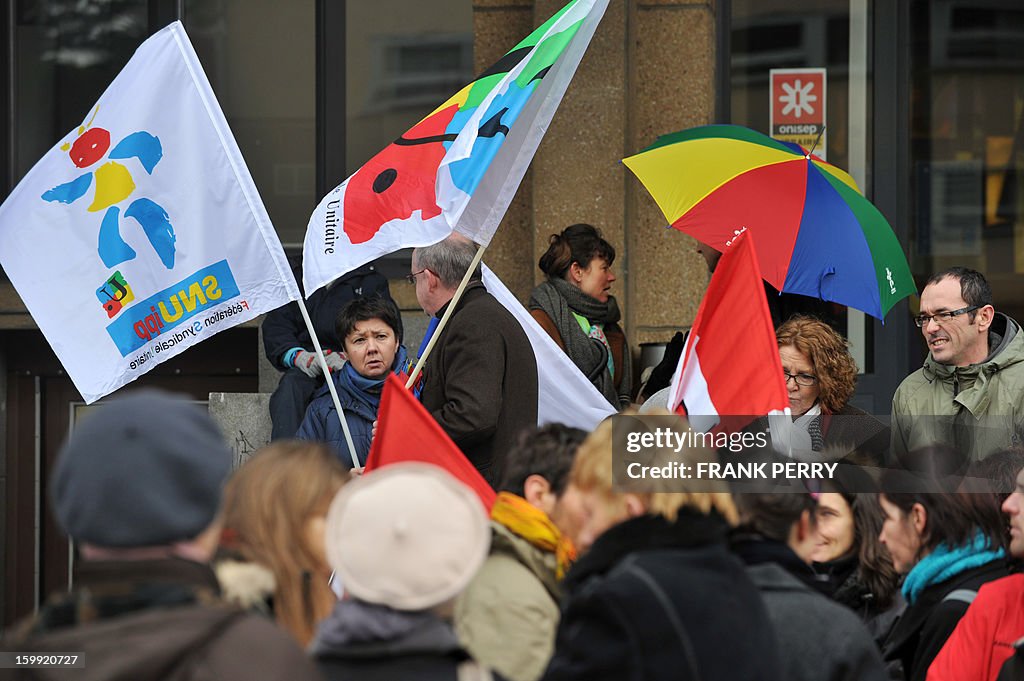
[622,124,915,320]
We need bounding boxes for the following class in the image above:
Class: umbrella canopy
[622,124,915,320]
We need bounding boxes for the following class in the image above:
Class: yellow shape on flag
[623,138,797,223]
[428,82,473,118]
[88,162,135,212]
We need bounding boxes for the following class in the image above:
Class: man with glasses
[410,234,538,487]
[892,267,1024,461]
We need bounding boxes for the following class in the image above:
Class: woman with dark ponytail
[529,224,632,408]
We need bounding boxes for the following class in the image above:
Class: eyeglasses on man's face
[405,268,428,285]
[913,305,980,328]
[783,372,818,387]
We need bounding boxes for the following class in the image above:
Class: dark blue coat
[296,373,376,467]
[295,347,413,467]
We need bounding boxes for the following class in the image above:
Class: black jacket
[884,559,1010,681]
[815,554,905,654]
[541,511,782,681]
[262,264,391,370]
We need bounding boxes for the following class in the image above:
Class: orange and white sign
[770,68,826,160]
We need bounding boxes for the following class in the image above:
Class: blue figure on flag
[40,106,176,271]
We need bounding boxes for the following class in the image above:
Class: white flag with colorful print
[0,21,300,403]
[302,0,609,295]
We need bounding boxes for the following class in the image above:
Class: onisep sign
[106,259,241,356]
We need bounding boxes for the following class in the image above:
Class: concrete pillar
[474,0,718,379]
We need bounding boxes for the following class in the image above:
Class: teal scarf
[901,530,1005,605]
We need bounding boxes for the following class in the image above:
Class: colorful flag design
[302,0,609,295]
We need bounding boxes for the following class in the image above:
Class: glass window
[909,1,1024,323]
[14,0,149,181]
[186,0,316,248]
[346,1,473,173]
[730,0,875,373]
[345,0,473,274]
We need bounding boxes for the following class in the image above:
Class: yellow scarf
[490,492,577,579]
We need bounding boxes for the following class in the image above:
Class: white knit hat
[325,462,491,611]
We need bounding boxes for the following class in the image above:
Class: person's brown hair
[776,315,858,413]
[880,446,1007,561]
[850,493,901,608]
[538,223,615,280]
[222,441,346,645]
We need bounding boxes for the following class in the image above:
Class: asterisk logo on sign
[779,80,817,118]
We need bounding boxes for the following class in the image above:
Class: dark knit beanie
[50,389,231,547]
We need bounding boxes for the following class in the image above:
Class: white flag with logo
[0,22,299,403]
[482,265,615,431]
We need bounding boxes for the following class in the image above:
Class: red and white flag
[365,374,495,512]
[667,231,790,432]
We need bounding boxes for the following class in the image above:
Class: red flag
[668,231,790,433]
[365,374,496,511]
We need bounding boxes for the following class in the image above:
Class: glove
[324,350,346,373]
[292,350,324,378]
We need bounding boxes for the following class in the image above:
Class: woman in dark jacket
[296,295,414,467]
[529,224,632,409]
[810,483,905,678]
[540,415,781,681]
[878,447,1010,681]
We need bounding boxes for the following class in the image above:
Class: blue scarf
[901,530,1005,605]
[335,345,413,412]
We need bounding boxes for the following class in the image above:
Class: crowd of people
[5,231,1024,681]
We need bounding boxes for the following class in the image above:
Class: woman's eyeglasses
[783,372,818,387]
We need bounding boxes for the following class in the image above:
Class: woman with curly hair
[771,315,888,461]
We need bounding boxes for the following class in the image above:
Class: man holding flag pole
[295,0,612,469]
[410,234,538,486]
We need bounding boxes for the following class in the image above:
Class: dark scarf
[29,558,221,634]
[310,599,462,658]
[528,277,627,407]
[730,532,832,596]
[813,553,862,604]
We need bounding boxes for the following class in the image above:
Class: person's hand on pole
[292,349,323,378]
[324,350,346,374]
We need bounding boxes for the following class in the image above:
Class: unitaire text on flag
[667,231,791,434]
[302,0,609,295]
[0,22,299,403]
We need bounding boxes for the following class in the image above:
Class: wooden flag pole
[406,243,487,388]
[295,296,361,469]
